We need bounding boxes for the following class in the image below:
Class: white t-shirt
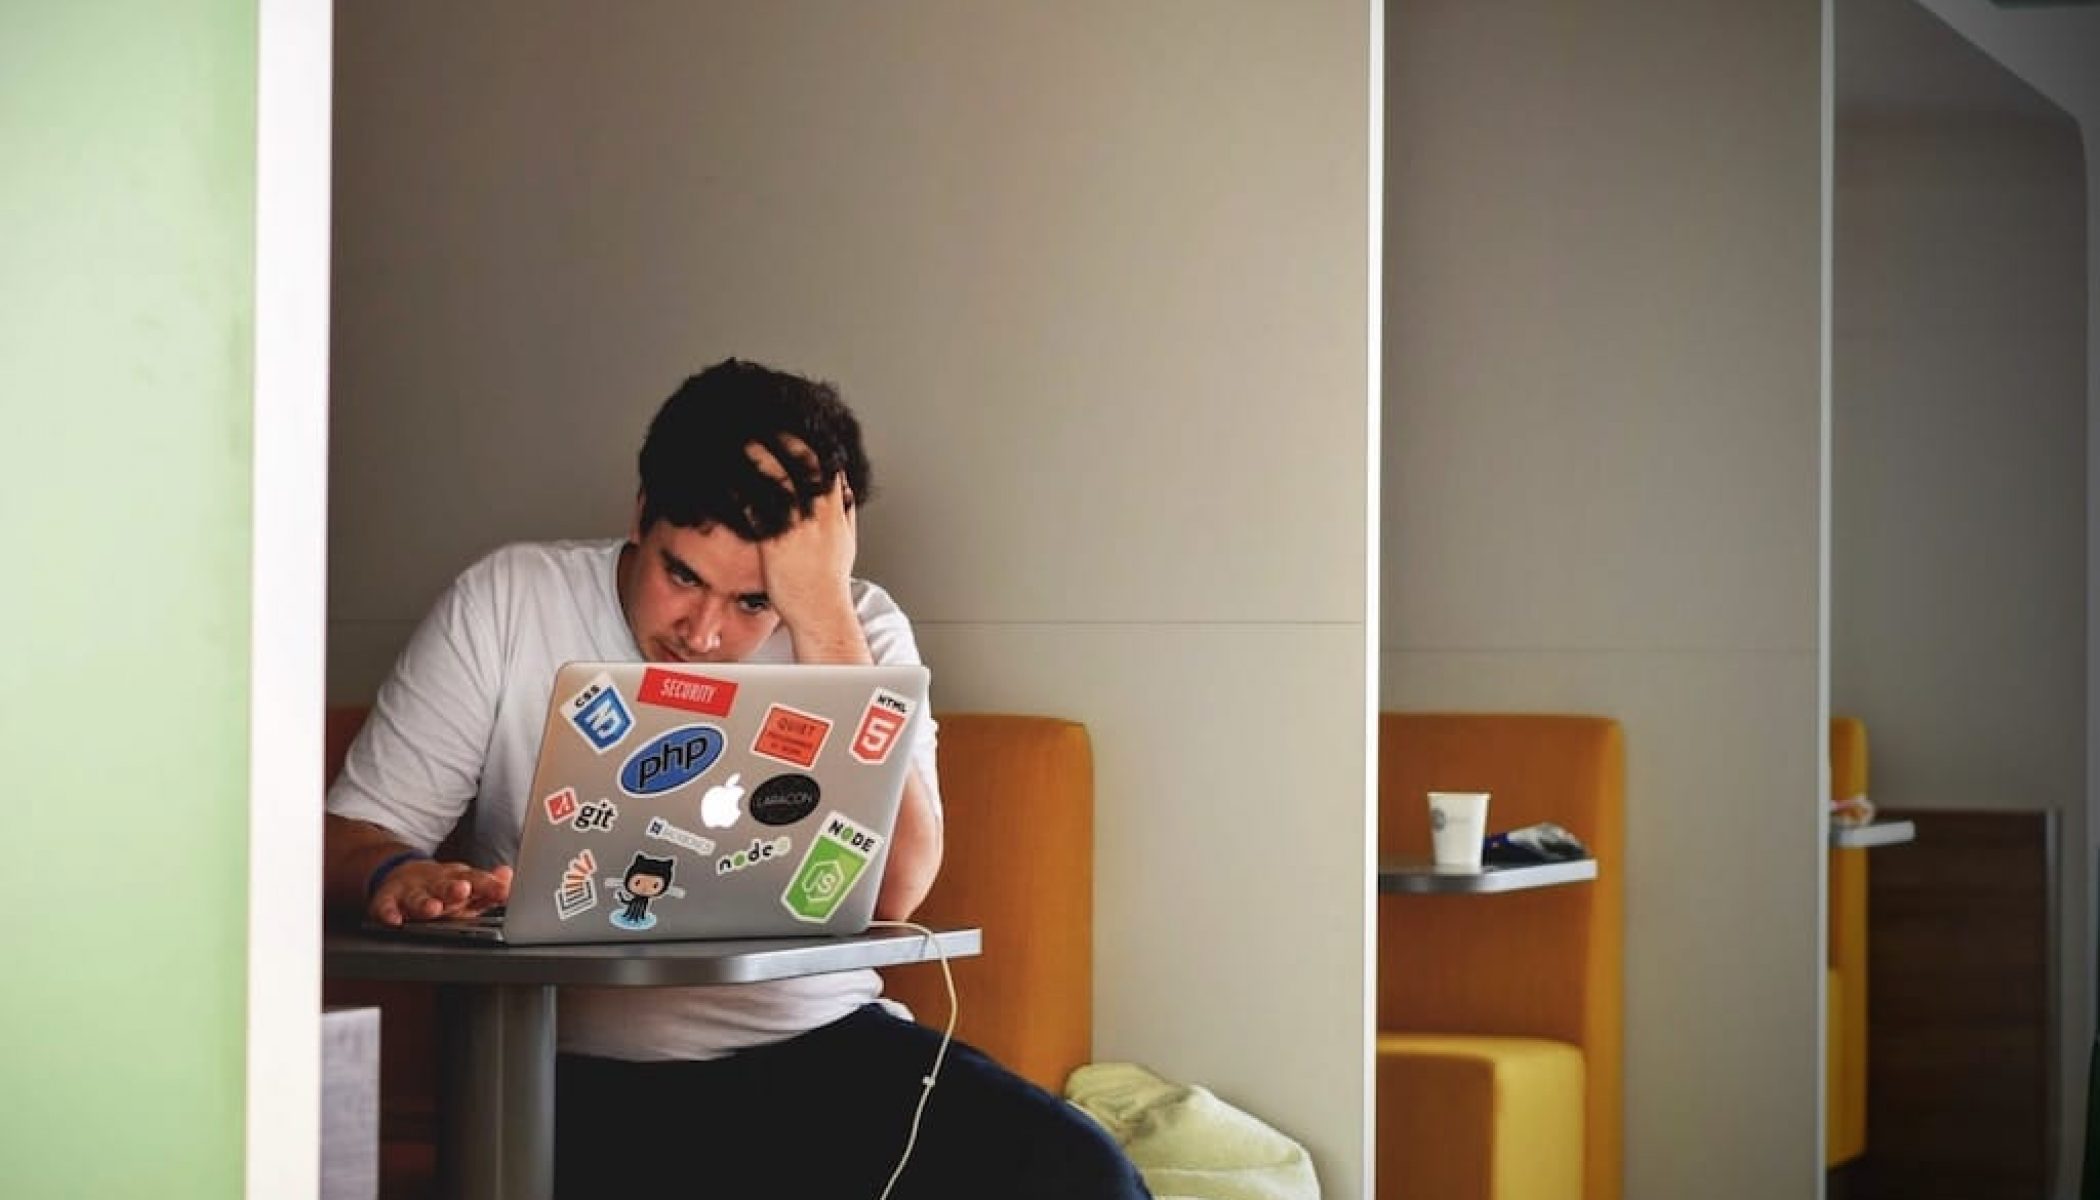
[327,538,942,1060]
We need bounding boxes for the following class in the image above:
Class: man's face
[619,509,781,664]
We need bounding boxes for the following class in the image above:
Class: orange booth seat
[324,707,1097,1195]
[1826,716,1869,1167]
[1378,714,1625,1200]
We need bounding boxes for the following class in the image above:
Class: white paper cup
[1428,791,1490,869]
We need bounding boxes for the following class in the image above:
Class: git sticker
[781,812,883,924]
[543,787,580,826]
[556,848,599,920]
[638,668,739,718]
[562,672,635,754]
[850,688,915,765]
[751,704,833,770]
[574,798,618,833]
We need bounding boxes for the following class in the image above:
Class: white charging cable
[864,920,958,1200]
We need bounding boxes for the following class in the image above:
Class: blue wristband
[365,848,432,902]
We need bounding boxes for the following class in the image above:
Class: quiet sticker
[781,812,883,924]
[751,704,833,770]
[562,672,634,754]
[850,688,915,766]
[638,668,739,718]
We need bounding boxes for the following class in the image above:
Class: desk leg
[437,983,557,1200]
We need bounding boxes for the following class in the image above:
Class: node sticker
[638,668,739,718]
[562,672,634,754]
[716,835,792,876]
[781,812,883,924]
[751,704,833,770]
[850,688,915,766]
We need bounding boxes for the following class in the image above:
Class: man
[323,359,1148,1197]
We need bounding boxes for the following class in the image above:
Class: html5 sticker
[850,688,915,766]
[751,704,833,770]
[637,668,739,718]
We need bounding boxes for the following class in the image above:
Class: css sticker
[606,852,684,932]
[638,668,739,718]
[543,787,580,826]
[850,688,915,766]
[716,835,792,876]
[782,812,883,924]
[749,774,821,827]
[562,672,635,754]
[645,815,716,858]
[699,773,746,830]
[556,848,598,921]
[619,724,726,797]
[751,704,833,769]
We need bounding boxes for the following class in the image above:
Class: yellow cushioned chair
[1378,714,1625,1200]
[1827,716,1869,1166]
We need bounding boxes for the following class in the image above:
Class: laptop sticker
[543,786,580,826]
[574,798,619,833]
[699,773,746,830]
[618,724,727,797]
[751,704,833,770]
[750,774,821,827]
[782,812,884,924]
[637,668,739,718]
[715,835,792,876]
[606,852,683,932]
[850,688,915,766]
[562,672,635,754]
[645,815,716,858]
[556,848,599,921]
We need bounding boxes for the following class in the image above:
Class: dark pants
[555,1005,1151,1199]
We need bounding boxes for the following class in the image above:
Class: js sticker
[562,672,634,754]
[781,812,884,924]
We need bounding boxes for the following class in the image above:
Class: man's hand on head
[745,439,871,664]
[368,859,514,927]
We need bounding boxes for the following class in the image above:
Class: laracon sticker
[716,835,792,876]
[638,668,739,718]
[751,704,833,769]
[556,848,599,920]
[573,798,619,833]
[619,724,727,797]
[749,774,821,827]
[606,851,684,932]
[544,787,580,826]
[850,688,915,765]
[562,672,635,754]
[699,773,746,830]
[781,812,883,924]
[645,815,716,857]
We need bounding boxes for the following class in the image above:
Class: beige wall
[330,2,1375,1192]
[1834,3,2090,1179]
[1381,3,1826,1197]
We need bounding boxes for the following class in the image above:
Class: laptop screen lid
[498,661,930,946]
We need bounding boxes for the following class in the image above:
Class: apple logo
[700,773,745,829]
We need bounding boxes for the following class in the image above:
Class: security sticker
[556,848,599,920]
[563,672,635,754]
[751,704,833,769]
[605,851,684,932]
[638,668,739,718]
[749,774,821,827]
[850,688,915,766]
[781,812,884,924]
[715,835,792,876]
[645,815,716,857]
[544,787,580,826]
[573,798,619,833]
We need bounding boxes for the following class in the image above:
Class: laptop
[375,661,930,945]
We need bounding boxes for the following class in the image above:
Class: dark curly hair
[636,359,873,540]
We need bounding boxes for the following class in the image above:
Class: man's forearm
[874,768,943,921]
[323,814,420,918]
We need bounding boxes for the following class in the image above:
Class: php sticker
[645,815,716,857]
[619,724,727,797]
[543,787,580,826]
[556,848,599,920]
[751,704,833,770]
[638,668,739,718]
[850,688,915,765]
[716,835,792,876]
[562,672,635,754]
[749,774,821,827]
[574,798,619,833]
[781,812,883,924]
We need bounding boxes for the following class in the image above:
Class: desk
[1378,856,1598,894]
[1831,819,1917,849]
[324,927,981,1200]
